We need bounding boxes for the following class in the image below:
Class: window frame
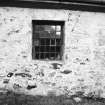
[32,20,65,61]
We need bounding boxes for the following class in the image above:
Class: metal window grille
[32,20,64,60]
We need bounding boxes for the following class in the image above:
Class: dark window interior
[32,20,64,60]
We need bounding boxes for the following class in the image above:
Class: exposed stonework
[0,7,105,98]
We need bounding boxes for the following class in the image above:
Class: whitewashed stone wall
[0,7,105,98]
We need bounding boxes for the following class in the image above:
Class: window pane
[46,46,50,52]
[56,46,61,52]
[40,53,45,59]
[51,26,56,30]
[33,32,40,39]
[35,25,45,31]
[56,39,61,45]
[40,39,45,45]
[49,53,55,60]
[46,39,50,45]
[50,39,56,46]
[55,53,61,60]
[56,25,61,31]
[40,46,46,52]
[56,32,61,36]
[44,25,55,34]
[33,40,40,46]
[45,53,49,60]
[35,46,39,52]
[50,46,56,52]
[35,53,40,59]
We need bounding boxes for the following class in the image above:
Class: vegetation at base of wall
[0,90,104,105]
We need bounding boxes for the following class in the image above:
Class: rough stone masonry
[0,7,105,98]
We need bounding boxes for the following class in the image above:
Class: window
[32,20,64,60]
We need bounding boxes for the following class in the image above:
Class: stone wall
[0,7,105,98]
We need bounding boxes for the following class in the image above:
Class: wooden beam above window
[0,0,105,12]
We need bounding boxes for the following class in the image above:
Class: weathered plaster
[0,7,105,98]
